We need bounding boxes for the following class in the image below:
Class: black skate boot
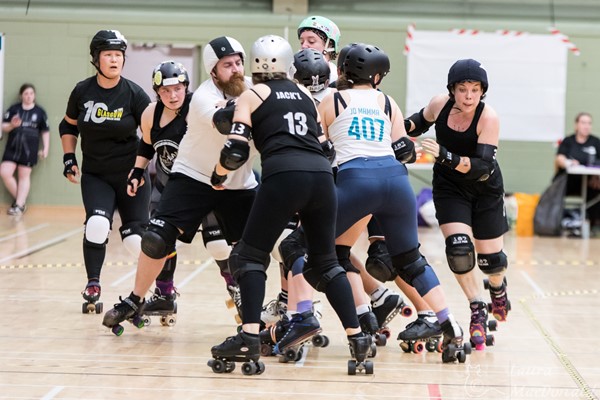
[469,301,495,351]
[440,314,471,363]
[397,312,443,354]
[259,314,290,356]
[273,311,328,363]
[82,281,103,314]
[484,277,511,322]
[208,331,264,375]
[371,289,413,339]
[359,310,386,349]
[347,332,374,375]
[225,284,243,325]
[102,294,145,336]
[140,287,178,327]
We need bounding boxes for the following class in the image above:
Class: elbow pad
[392,137,416,163]
[220,139,250,170]
[321,140,336,163]
[213,100,236,135]
[406,108,433,138]
[137,140,156,160]
[465,143,497,181]
[59,118,79,138]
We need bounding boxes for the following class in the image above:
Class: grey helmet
[251,35,294,75]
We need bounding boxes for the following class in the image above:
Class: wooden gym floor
[0,206,598,400]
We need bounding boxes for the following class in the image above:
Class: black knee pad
[228,240,270,281]
[478,250,507,275]
[303,253,346,292]
[365,240,397,282]
[141,219,179,259]
[119,221,146,241]
[392,247,428,284]
[201,219,225,245]
[445,234,475,275]
[335,245,360,274]
[83,237,107,249]
[278,228,306,274]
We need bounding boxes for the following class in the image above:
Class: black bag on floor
[534,173,568,236]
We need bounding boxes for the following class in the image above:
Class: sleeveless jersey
[65,76,150,174]
[250,79,331,180]
[172,77,258,190]
[150,92,193,188]
[327,88,393,166]
[3,103,49,138]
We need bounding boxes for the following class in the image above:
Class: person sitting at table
[555,112,600,233]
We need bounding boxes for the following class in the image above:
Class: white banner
[406,29,567,142]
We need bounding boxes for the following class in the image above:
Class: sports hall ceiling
[2,0,600,22]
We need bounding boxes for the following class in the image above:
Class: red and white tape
[548,27,580,56]
[403,23,415,55]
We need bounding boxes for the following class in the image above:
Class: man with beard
[103,36,259,334]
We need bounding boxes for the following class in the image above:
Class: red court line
[428,384,442,400]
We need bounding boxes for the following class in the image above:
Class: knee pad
[278,228,306,274]
[335,245,360,274]
[365,240,397,282]
[303,253,346,292]
[392,247,428,284]
[445,234,475,275]
[142,219,179,259]
[228,240,270,281]
[205,240,231,261]
[84,213,111,245]
[478,250,508,275]
[120,222,145,257]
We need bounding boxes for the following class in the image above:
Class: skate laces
[113,296,139,313]
[84,285,101,297]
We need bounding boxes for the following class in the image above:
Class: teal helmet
[297,15,341,59]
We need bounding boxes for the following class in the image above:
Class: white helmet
[203,36,246,74]
[251,35,294,75]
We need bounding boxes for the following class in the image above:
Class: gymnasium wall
[1,5,599,205]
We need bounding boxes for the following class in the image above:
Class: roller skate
[259,314,290,356]
[273,311,329,363]
[397,312,443,354]
[260,292,287,328]
[484,277,511,322]
[347,332,374,375]
[208,331,264,375]
[225,285,243,324]
[440,314,471,363]
[371,289,413,339]
[81,281,103,314]
[469,301,495,351]
[102,294,145,336]
[358,311,386,354]
[139,287,178,327]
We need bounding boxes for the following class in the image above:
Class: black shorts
[153,172,256,244]
[1,131,39,167]
[432,171,508,240]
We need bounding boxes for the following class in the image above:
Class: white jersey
[328,88,394,166]
[172,77,258,190]
[313,86,333,105]
[328,61,338,83]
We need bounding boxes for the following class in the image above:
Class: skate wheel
[132,316,144,329]
[463,341,472,355]
[364,360,374,375]
[256,361,265,375]
[111,324,124,336]
[143,316,151,326]
[401,305,413,318]
[375,333,387,347]
[95,302,103,314]
[458,350,467,363]
[436,339,443,353]
[399,341,411,353]
[379,327,391,339]
[313,334,329,348]
[425,341,436,353]
[441,348,456,363]
[225,361,235,373]
[485,334,495,347]
[209,359,226,373]
[260,343,273,357]
[225,298,234,309]
[241,361,257,375]
[347,360,357,375]
[284,348,298,362]
[82,303,89,314]
[483,278,490,290]
[370,343,377,358]
[488,319,498,331]
[413,340,425,354]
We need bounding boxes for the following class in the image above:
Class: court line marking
[427,384,442,400]
[520,271,545,296]
[40,385,64,400]
[0,227,83,264]
[111,269,137,287]
[177,258,214,288]
[0,223,50,243]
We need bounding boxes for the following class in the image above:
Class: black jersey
[3,103,49,137]
[250,79,331,179]
[65,76,150,174]
[557,134,600,170]
[151,92,193,187]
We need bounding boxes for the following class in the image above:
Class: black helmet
[152,60,190,92]
[293,48,330,92]
[90,30,127,61]
[343,43,390,87]
[337,42,359,73]
[447,59,488,96]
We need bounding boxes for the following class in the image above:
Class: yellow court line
[0,259,205,270]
